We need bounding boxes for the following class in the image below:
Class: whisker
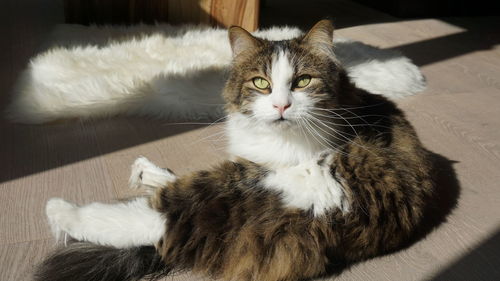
[193,130,227,144]
[297,117,313,149]
[197,115,229,131]
[310,109,390,121]
[162,121,226,126]
[313,101,389,111]
[309,110,361,139]
[309,111,393,130]
[336,106,377,129]
[308,115,379,156]
[302,118,353,158]
[333,107,392,137]
[306,114,357,140]
[305,115,352,144]
[187,115,229,147]
[300,118,332,151]
[185,102,225,106]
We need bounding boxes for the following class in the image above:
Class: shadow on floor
[388,17,500,66]
[259,0,397,29]
[0,118,207,183]
[430,228,500,280]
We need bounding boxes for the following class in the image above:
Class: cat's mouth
[271,117,295,128]
[272,116,290,123]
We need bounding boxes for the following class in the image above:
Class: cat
[35,20,435,281]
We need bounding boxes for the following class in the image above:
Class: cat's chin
[268,118,295,130]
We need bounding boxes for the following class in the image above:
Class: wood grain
[209,0,260,31]
[0,239,53,281]
[63,0,259,31]
[1,0,500,281]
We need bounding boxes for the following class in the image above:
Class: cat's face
[224,20,347,130]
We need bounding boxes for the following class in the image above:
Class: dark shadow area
[37,24,223,50]
[260,0,398,29]
[387,17,500,66]
[430,229,500,280]
[0,118,206,183]
[352,0,500,18]
[63,0,258,33]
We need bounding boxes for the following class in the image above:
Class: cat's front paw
[46,198,78,241]
[316,150,336,169]
[316,151,350,212]
[129,156,176,192]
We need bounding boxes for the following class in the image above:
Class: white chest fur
[227,114,350,216]
[263,155,350,216]
[227,113,323,168]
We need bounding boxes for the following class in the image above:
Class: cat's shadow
[319,151,461,280]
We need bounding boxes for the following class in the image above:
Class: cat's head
[223,20,354,130]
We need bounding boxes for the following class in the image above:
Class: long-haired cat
[35,20,435,281]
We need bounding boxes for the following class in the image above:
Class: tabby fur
[150,20,434,281]
[36,20,435,281]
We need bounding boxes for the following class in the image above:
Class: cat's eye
[252,77,270,90]
[295,75,311,88]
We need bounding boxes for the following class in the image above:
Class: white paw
[294,150,335,179]
[129,156,176,192]
[316,151,350,213]
[264,150,350,216]
[317,150,335,168]
[46,198,78,241]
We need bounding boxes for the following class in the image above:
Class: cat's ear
[301,19,334,53]
[228,26,262,57]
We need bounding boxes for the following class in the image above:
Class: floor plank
[1,1,499,281]
[0,239,53,281]
[0,156,117,244]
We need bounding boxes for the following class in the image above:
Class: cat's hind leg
[46,197,165,248]
[129,156,177,193]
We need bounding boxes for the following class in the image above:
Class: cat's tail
[34,242,170,281]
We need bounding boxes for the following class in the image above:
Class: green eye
[252,77,270,90]
[296,75,311,88]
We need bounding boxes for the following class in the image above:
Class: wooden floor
[1,0,499,280]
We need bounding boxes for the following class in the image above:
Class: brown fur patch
[149,21,435,281]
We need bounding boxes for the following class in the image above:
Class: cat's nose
[273,103,291,115]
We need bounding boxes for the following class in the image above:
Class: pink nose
[273,103,291,115]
